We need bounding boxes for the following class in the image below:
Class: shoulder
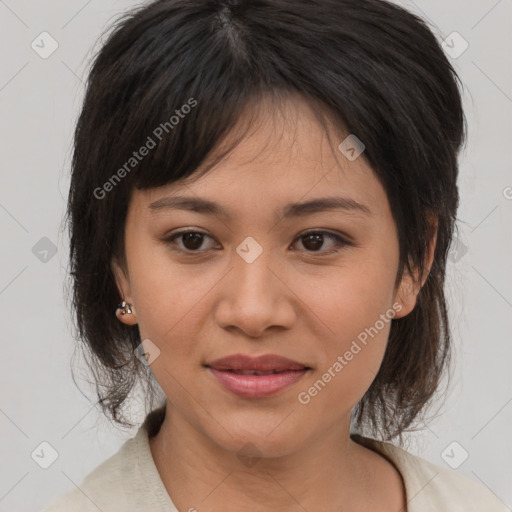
[42,435,138,512]
[43,407,171,512]
[353,435,508,512]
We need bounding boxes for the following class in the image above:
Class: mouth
[204,353,312,398]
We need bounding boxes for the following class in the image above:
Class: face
[113,96,429,458]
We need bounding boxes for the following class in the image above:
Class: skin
[112,95,436,512]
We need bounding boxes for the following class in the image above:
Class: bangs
[90,18,352,196]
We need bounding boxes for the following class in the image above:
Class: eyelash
[162,229,352,256]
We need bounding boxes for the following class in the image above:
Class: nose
[214,241,297,338]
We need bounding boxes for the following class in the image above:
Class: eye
[163,229,217,253]
[291,230,351,255]
[162,228,351,256]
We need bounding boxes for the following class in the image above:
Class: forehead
[130,95,388,219]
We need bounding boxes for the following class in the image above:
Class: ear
[393,215,438,319]
[111,257,138,326]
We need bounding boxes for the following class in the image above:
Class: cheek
[293,254,396,401]
[127,252,220,359]
[297,286,393,416]
[299,250,397,342]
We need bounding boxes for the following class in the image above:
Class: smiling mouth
[203,353,312,398]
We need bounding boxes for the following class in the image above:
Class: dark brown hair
[65,0,467,440]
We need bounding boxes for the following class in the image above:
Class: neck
[148,403,406,512]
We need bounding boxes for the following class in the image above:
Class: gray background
[1,0,511,510]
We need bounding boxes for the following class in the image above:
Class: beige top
[43,407,508,512]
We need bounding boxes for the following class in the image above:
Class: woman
[44,0,507,510]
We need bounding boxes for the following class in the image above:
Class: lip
[208,368,309,398]
[205,353,309,372]
[204,354,311,398]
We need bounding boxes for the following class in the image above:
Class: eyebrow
[148,195,372,218]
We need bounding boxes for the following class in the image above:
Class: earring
[117,300,133,315]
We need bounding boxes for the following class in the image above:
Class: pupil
[183,233,203,250]
[304,233,323,251]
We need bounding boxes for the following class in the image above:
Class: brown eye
[164,230,216,252]
[180,232,205,251]
[163,229,351,256]
[301,233,324,251]
[293,230,350,255]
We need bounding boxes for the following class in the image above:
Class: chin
[205,414,306,459]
